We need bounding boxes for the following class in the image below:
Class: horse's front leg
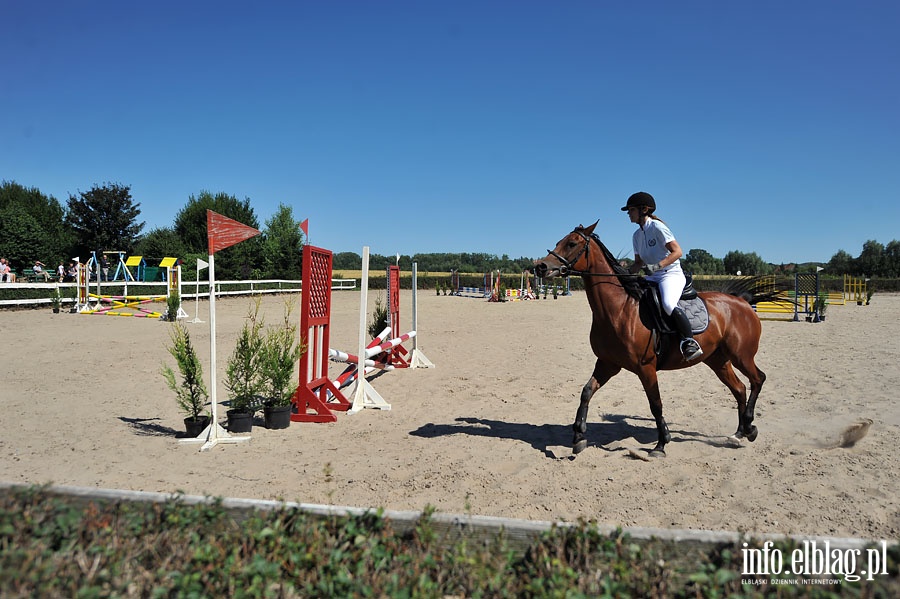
[573,361,620,454]
[637,367,671,457]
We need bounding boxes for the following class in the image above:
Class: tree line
[0,181,302,281]
[681,243,900,278]
[2,179,897,281]
[333,252,536,275]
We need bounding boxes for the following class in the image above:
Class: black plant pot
[226,409,253,433]
[184,415,211,437]
[264,404,292,430]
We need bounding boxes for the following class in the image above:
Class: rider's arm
[657,240,683,269]
[629,254,645,274]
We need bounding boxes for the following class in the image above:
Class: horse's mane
[586,231,643,300]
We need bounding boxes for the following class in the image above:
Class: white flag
[197,259,209,270]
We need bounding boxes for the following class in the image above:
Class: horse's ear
[585,220,599,234]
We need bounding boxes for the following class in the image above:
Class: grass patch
[1,486,896,597]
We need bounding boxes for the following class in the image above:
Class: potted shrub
[224,302,265,433]
[367,294,388,340]
[260,302,304,429]
[814,294,828,322]
[165,292,180,321]
[161,322,210,436]
[866,288,874,305]
[50,288,61,314]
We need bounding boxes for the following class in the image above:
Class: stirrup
[681,339,703,361]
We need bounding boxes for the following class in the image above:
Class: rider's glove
[646,262,662,273]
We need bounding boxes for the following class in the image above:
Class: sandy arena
[1,289,898,540]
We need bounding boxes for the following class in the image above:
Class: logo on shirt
[648,239,657,247]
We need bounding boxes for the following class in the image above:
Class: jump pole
[290,244,352,423]
[349,246,391,414]
[178,251,249,450]
[180,211,260,451]
[75,261,89,312]
[191,259,208,323]
[410,262,434,368]
[386,265,410,367]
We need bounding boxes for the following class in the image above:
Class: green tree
[682,248,724,275]
[0,181,73,269]
[333,252,362,270]
[857,240,884,277]
[723,250,771,276]
[826,249,855,275]
[369,253,393,271]
[261,203,303,280]
[173,191,262,280]
[0,210,47,272]
[883,240,900,277]
[135,227,189,261]
[66,182,144,258]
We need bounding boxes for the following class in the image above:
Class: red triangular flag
[207,210,261,255]
[300,218,309,237]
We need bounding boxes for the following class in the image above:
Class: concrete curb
[2,481,895,553]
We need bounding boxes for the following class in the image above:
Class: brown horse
[534,222,776,457]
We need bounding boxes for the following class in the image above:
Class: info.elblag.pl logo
[741,540,890,584]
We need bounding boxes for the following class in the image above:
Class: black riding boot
[670,306,703,361]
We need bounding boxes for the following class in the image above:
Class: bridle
[545,229,640,278]
[545,229,591,276]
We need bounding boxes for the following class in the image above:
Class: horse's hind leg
[705,352,761,441]
[731,356,766,442]
[573,360,620,454]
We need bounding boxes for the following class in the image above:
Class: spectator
[57,262,66,281]
[0,258,16,283]
[33,260,51,281]
[64,261,77,283]
[99,253,109,281]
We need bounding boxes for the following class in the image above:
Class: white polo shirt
[632,218,679,268]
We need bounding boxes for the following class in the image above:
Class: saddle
[638,274,710,363]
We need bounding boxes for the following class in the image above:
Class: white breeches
[647,267,686,315]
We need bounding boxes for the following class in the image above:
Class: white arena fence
[0,278,357,309]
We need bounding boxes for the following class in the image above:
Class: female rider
[623,191,703,361]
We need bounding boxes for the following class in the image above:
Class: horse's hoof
[573,439,587,454]
[648,448,666,458]
[746,426,758,442]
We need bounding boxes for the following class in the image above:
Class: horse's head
[534,221,598,278]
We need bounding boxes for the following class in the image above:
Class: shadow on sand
[409,414,742,459]
[118,416,180,437]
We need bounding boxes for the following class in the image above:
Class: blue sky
[3,1,898,264]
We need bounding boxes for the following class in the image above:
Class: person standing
[0,258,15,282]
[623,191,703,361]
[99,253,109,282]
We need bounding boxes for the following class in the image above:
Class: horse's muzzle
[534,262,561,278]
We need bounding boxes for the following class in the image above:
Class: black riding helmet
[620,191,656,214]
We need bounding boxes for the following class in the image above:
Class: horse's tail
[717,276,795,307]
